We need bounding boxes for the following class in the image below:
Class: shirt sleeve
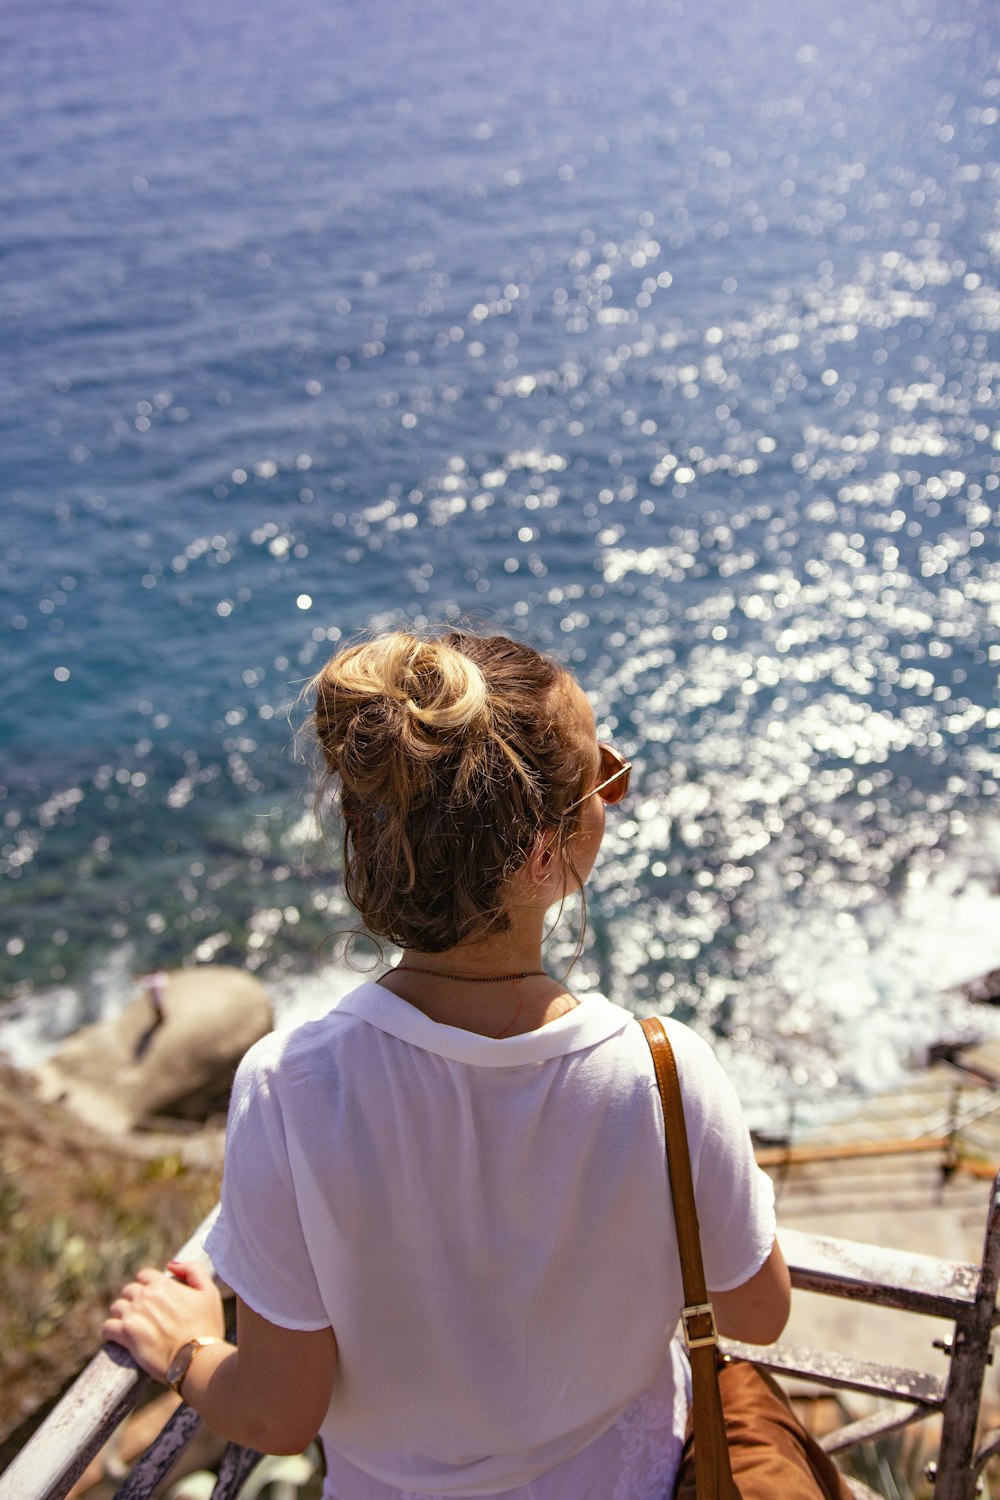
[663,1020,777,1294]
[204,1039,331,1331]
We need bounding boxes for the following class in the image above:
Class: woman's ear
[524,829,559,885]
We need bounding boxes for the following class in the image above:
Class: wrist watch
[166,1335,223,1396]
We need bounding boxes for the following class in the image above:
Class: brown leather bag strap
[640,1016,737,1500]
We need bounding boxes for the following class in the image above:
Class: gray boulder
[34,966,272,1132]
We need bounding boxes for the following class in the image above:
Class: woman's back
[206,984,775,1496]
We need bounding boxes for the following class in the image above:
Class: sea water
[2,0,999,1128]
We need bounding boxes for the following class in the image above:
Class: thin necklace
[393,966,546,982]
[388,966,550,1040]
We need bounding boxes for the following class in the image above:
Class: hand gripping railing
[0,1207,265,1500]
[3,1175,1000,1499]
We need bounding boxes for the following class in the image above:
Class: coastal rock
[962,968,1000,1005]
[33,967,272,1133]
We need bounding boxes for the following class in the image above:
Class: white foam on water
[756,817,1000,1098]
[0,984,85,1070]
[886,822,1000,993]
[580,811,1000,1133]
[266,956,389,1030]
[0,943,139,1069]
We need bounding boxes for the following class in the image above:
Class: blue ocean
[2,0,999,1125]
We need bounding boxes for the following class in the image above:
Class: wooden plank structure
[2,1178,999,1500]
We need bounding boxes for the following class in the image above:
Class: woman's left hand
[102,1260,226,1384]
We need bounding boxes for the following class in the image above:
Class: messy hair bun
[311,630,592,952]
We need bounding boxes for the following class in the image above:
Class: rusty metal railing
[727,1173,1000,1500]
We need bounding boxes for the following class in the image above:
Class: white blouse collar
[332,982,633,1067]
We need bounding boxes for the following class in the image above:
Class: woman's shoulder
[620,1011,723,1065]
[657,1014,722,1066]
[232,987,373,1093]
[642,1014,747,1117]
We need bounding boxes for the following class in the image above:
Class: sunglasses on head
[562,743,632,818]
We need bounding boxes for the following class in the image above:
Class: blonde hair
[310,630,593,952]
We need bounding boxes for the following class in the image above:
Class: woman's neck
[377,929,578,1037]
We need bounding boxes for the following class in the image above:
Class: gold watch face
[166,1339,197,1390]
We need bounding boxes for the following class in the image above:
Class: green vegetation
[0,1065,218,1461]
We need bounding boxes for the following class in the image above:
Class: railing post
[930,1172,1000,1500]
[944,1082,962,1180]
[109,1402,204,1498]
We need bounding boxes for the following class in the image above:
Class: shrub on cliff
[0,1064,219,1466]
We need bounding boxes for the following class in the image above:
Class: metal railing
[727,1174,1000,1500]
[3,1182,999,1499]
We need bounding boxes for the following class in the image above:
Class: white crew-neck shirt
[206,985,775,1499]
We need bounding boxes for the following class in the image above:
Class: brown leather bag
[639,1017,856,1500]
